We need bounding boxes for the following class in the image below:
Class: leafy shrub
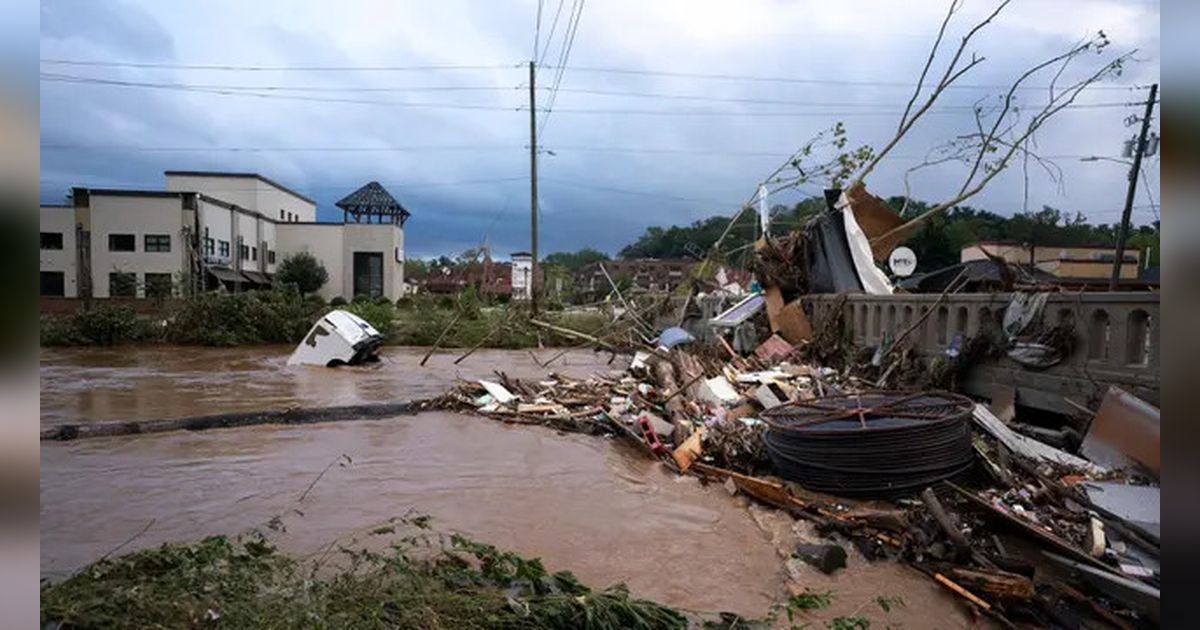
[346,299,396,338]
[40,303,161,346]
[330,296,347,307]
[275,251,329,294]
[165,290,324,346]
[457,285,482,320]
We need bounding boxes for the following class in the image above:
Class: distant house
[894,241,1158,292]
[424,252,523,298]
[961,241,1142,281]
[574,258,695,301]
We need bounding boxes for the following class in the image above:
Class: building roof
[80,188,190,199]
[966,240,1141,252]
[897,259,1061,292]
[164,170,317,205]
[335,181,410,221]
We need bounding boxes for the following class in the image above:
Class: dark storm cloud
[38,0,1160,258]
[41,0,174,60]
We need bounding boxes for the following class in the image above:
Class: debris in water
[287,310,384,367]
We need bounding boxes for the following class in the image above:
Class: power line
[545,86,1143,109]
[536,0,568,69]
[43,72,1142,113]
[533,0,544,62]
[520,104,1138,117]
[41,74,525,111]
[43,144,520,153]
[539,176,736,206]
[40,142,1119,164]
[46,73,1138,116]
[538,0,585,137]
[540,64,1142,91]
[42,76,520,93]
[40,58,518,72]
[39,176,527,194]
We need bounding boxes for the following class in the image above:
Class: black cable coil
[761,391,976,498]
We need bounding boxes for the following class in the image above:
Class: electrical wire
[519,102,1142,117]
[538,0,585,137]
[546,86,1145,109]
[540,64,1141,91]
[42,144,521,153]
[536,0,568,69]
[41,74,526,111]
[40,58,518,72]
[533,0,544,62]
[40,176,528,195]
[539,176,736,206]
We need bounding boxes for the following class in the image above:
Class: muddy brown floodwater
[41,346,977,625]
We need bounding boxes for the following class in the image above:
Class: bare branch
[870,48,1133,247]
[899,0,962,132]
[850,0,1011,189]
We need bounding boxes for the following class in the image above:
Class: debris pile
[432,188,1159,627]
[434,326,1159,627]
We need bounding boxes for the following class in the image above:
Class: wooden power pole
[528,60,540,314]
[1110,83,1157,291]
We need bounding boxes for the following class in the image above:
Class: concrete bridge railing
[801,292,1159,416]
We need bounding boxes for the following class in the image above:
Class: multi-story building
[39,171,410,304]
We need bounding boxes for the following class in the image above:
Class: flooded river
[41,346,975,624]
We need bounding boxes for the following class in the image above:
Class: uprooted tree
[713,0,1133,261]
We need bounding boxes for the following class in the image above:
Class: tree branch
[850,0,1010,189]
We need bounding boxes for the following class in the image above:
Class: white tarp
[838,191,894,295]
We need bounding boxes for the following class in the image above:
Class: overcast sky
[38,0,1160,259]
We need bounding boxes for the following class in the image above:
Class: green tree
[543,248,609,271]
[404,258,430,281]
[275,252,329,294]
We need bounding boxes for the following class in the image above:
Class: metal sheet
[1080,386,1160,475]
[709,293,765,328]
[1083,481,1160,539]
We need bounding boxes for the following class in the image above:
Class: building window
[204,237,215,256]
[144,234,171,252]
[218,240,230,257]
[41,232,64,250]
[251,246,258,262]
[108,233,135,252]
[40,271,65,297]
[109,272,137,297]
[268,250,276,264]
[280,209,285,220]
[145,273,173,298]
[240,244,250,260]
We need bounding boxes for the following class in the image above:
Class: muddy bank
[40,345,620,427]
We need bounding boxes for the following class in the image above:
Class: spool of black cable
[762,391,975,498]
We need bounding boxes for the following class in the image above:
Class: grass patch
[42,518,689,629]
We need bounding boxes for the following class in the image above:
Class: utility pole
[1110,83,1157,291]
[528,60,540,313]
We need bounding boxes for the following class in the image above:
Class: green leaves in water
[42,518,688,630]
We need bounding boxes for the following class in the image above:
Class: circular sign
[888,247,918,277]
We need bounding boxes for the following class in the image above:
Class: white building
[39,171,410,302]
[510,251,532,300]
